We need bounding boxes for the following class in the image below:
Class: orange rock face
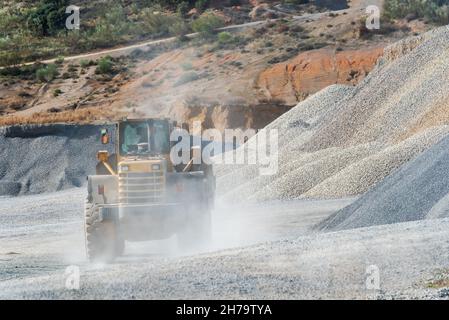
[257,46,385,105]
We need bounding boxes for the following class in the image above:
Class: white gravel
[304,126,449,198]
[318,133,449,231]
[216,26,449,203]
[0,124,115,195]
[1,190,449,299]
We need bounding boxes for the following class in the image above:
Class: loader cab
[117,119,171,159]
[96,118,176,176]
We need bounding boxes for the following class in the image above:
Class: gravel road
[1,189,449,299]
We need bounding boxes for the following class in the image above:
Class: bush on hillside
[191,12,225,39]
[217,31,233,44]
[36,64,59,82]
[384,0,449,25]
[95,57,114,74]
[177,1,190,17]
[141,7,187,37]
[27,0,69,36]
[174,71,200,86]
[195,0,209,12]
[92,4,130,46]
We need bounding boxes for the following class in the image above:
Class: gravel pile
[304,126,449,198]
[302,27,449,152]
[215,84,356,202]
[0,124,115,196]
[317,134,449,231]
[250,142,382,201]
[216,26,449,202]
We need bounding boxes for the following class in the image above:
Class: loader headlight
[119,165,129,172]
[152,164,161,171]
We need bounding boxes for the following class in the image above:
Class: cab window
[152,120,170,154]
[119,122,150,155]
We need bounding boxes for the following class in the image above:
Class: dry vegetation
[0,107,127,126]
[0,0,430,127]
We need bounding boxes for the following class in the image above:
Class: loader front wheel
[84,199,124,263]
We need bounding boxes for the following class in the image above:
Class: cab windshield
[119,120,170,156]
[120,122,150,155]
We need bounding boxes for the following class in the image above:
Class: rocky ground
[1,189,449,299]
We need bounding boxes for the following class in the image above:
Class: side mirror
[101,128,109,144]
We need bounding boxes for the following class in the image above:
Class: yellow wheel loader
[84,118,215,262]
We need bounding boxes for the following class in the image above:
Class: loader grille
[119,172,165,204]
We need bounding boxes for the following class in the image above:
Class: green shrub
[64,30,83,50]
[80,59,89,68]
[191,12,225,39]
[384,0,449,25]
[181,62,193,70]
[96,57,114,74]
[27,0,69,36]
[217,31,233,44]
[53,88,63,97]
[177,1,190,17]
[92,4,130,46]
[0,63,42,78]
[0,8,24,39]
[169,19,191,37]
[0,32,33,67]
[0,51,22,67]
[141,8,185,37]
[55,56,65,65]
[215,31,243,49]
[36,64,59,82]
[174,71,200,86]
[195,0,209,12]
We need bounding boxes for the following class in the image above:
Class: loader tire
[177,204,212,252]
[84,199,124,263]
